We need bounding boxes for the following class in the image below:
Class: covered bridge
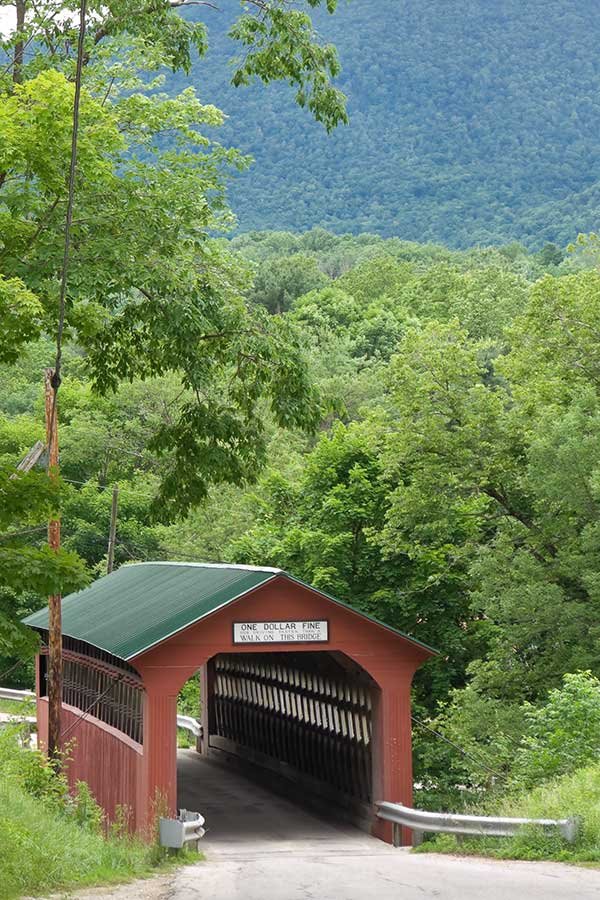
[24,562,435,844]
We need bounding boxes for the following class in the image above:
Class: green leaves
[0,277,43,365]
[512,672,600,790]
[145,311,321,520]
[229,2,347,132]
[0,65,319,518]
[0,464,89,652]
[0,544,89,599]
[503,272,600,407]
[0,1,346,130]
[250,253,329,314]
[0,468,60,529]
[0,0,344,668]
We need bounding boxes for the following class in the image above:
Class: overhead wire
[411,714,507,781]
[0,524,49,542]
[60,476,155,501]
[0,659,28,683]
[46,0,87,454]
[60,674,125,741]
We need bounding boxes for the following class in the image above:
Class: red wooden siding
[37,698,142,830]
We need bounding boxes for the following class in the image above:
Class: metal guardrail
[376,801,580,847]
[159,809,205,850]
[0,689,36,746]
[0,684,581,850]
[0,712,36,724]
[177,715,202,738]
[0,687,35,702]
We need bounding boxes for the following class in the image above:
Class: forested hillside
[4,226,600,812]
[171,0,600,247]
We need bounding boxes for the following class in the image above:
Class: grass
[0,698,33,715]
[177,727,195,749]
[0,784,183,898]
[415,763,600,863]
[0,727,196,898]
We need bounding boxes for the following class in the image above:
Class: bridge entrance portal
[26,563,436,845]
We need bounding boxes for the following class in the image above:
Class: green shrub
[0,724,67,805]
[177,727,195,749]
[0,781,169,898]
[416,761,600,863]
[71,780,105,833]
[512,671,600,790]
[178,674,200,718]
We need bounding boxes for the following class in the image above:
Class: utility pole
[13,0,26,84]
[107,484,119,574]
[45,368,62,760]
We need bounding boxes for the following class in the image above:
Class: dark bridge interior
[201,651,377,821]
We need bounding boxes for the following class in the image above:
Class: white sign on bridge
[233,620,329,644]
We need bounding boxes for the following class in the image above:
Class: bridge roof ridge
[24,561,437,661]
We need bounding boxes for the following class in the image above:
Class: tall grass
[0,783,167,898]
[0,698,34,715]
[416,763,600,862]
[0,726,189,898]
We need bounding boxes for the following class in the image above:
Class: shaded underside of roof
[24,561,438,661]
[24,563,278,661]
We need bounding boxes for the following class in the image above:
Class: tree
[372,279,600,790]
[250,253,329,314]
[0,0,348,657]
[0,0,352,517]
[230,420,467,707]
[397,264,529,340]
[512,672,600,789]
[0,1,347,128]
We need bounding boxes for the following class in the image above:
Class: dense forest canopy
[169,0,600,247]
[3,0,600,838]
[3,222,600,805]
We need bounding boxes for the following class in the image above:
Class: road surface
[71,750,600,899]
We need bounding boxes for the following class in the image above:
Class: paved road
[72,751,600,900]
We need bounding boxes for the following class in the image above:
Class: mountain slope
[172,0,600,248]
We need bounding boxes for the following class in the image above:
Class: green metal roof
[24,561,438,661]
[24,562,279,661]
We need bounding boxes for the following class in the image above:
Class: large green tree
[0,0,347,658]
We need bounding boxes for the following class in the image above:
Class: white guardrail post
[159,809,206,851]
[376,801,580,848]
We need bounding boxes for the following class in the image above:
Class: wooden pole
[107,484,119,574]
[45,368,62,760]
[13,0,26,84]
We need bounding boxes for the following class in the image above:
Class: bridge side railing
[1,687,202,738]
[376,800,580,847]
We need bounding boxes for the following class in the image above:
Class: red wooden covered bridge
[24,562,435,844]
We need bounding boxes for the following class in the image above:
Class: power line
[411,714,506,781]
[60,674,125,741]
[61,477,155,501]
[0,525,48,542]
[0,659,28,683]
[114,536,230,568]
